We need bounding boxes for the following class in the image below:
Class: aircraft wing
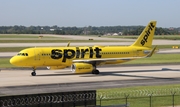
[73,46,157,63]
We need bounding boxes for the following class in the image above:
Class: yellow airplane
[10,21,157,76]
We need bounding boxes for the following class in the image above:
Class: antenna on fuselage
[67,41,70,47]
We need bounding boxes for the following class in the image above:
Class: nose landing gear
[31,68,36,76]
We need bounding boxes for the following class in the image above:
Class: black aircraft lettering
[141,22,155,46]
[51,49,62,59]
[50,47,102,62]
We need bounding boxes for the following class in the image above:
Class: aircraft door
[34,49,41,61]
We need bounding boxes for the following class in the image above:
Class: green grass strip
[0,40,121,43]
[0,47,30,52]
[0,58,16,68]
[106,35,180,40]
[154,45,180,49]
[97,84,180,107]
[123,54,180,64]
[0,34,57,38]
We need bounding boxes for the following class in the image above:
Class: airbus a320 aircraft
[10,21,157,76]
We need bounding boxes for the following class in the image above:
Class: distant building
[168,27,174,30]
[104,32,122,36]
[118,32,123,35]
[112,33,118,36]
[50,29,55,31]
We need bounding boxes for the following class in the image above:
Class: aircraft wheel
[31,71,36,76]
[92,64,99,74]
[94,70,99,74]
[92,70,95,74]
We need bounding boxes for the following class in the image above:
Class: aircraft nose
[10,57,20,66]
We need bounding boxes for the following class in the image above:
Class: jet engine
[47,66,66,70]
[71,63,94,73]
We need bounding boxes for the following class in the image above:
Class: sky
[0,0,179,27]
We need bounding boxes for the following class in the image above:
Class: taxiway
[0,64,180,95]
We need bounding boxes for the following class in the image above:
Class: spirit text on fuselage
[51,47,102,62]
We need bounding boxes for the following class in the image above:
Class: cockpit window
[17,53,28,56]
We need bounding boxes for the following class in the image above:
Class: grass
[97,84,180,107]
[0,58,16,68]
[0,40,122,43]
[0,34,57,38]
[154,35,180,40]
[106,35,180,40]
[98,84,180,94]
[123,54,180,64]
[98,94,177,107]
[0,47,30,52]
[154,45,180,49]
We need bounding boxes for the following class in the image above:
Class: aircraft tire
[94,70,99,74]
[31,72,36,76]
[92,70,95,74]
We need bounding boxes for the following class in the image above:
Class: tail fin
[131,21,157,47]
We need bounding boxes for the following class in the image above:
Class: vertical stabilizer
[131,21,157,47]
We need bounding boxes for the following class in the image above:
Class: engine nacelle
[47,66,66,70]
[71,63,93,73]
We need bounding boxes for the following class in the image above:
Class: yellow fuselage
[10,45,151,68]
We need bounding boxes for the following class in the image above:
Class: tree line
[0,25,179,35]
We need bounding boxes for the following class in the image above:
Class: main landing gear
[92,69,99,74]
[31,69,36,76]
[92,65,99,74]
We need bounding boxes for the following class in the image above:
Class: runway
[0,64,180,95]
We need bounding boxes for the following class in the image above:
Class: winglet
[67,41,70,47]
[146,46,157,57]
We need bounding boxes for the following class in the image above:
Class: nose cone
[10,57,16,65]
[10,56,20,66]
